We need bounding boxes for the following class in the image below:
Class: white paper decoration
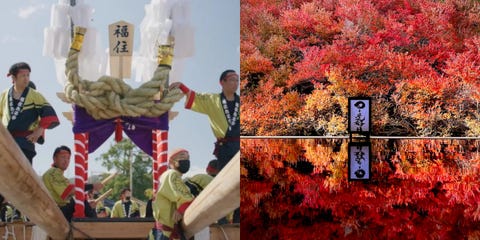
[43,0,106,86]
[136,0,194,83]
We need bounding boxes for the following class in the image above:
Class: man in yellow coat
[170,70,240,171]
[0,62,60,163]
[43,145,102,221]
[153,149,194,240]
[111,188,140,218]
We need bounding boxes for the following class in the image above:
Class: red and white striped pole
[152,131,159,192]
[84,135,89,182]
[152,130,168,192]
[73,132,88,218]
[157,129,169,177]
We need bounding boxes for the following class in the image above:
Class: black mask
[93,193,99,199]
[177,160,190,173]
[125,196,131,201]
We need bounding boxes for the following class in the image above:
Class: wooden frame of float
[71,153,240,239]
[71,218,154,239]
[0,124,69,240]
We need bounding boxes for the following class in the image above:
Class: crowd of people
[0,63,240,239]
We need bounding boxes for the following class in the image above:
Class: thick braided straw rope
[64,26,184,120]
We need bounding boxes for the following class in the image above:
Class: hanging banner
[348,97,371,135]
[348,142,371,181]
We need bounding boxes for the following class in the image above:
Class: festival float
[0,0,239,239]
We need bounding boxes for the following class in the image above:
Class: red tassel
[115,118,123,142]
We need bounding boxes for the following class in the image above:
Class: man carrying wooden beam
[152,148,194,240]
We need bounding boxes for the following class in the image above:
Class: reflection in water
[241,138,480,239]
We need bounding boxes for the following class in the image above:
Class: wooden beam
[94,188,113,205]
[101,172,118,185]
[72,220,154,239]
[56,92,69,103]
[62,111,73,122]
[182,152,240,238]
[209,223,240,240]
[0,221,36,240]
[0,124,70,240]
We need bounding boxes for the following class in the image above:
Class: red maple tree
[240,0,480,238]
[241,0,480,136]
[241,139,480,239]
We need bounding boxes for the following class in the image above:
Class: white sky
[0,0,239,179]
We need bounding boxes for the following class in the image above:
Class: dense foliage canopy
[241,0,480,136]
[241,139,480,239]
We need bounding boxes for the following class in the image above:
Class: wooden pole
[70,0,76,39]
[94,188,113,205]
[0,124,69,240]
[101,172,118,185]
[182,152,240,238]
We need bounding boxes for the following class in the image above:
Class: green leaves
[95,139,152,201]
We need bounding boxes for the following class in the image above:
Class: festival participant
[144,188,154,218]
[42,145,103,221]
[0,62,59,164]
[0,195,21,222]
[110,188,140,218]
[169,70,240,171]
[170,71,240,224]
[184,160,217,197]
[152,149,194,240]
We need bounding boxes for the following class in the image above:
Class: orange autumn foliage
[241,139,480,239]
[241,0,480,137]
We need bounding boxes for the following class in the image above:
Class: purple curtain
[72,105,168,156]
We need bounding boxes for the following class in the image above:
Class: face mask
[125,196,131,201]
[177,160,190,173]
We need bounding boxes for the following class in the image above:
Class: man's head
[120,188,132,202]
[8,62,31,88]
[169,148,190,174]
[53,145,71,171]
[206,159,219,177]
[219,69,239,95]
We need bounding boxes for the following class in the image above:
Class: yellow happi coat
[42,167,74,207]
[153,169,194,238]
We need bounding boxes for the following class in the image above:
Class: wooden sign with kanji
[108,20,134,79]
